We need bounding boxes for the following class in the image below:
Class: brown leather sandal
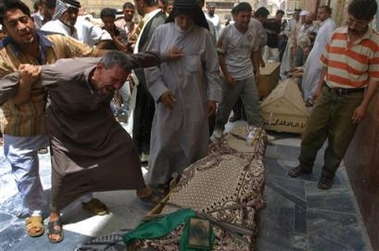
[47,218,64,243]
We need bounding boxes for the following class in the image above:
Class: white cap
[300,10,309,16]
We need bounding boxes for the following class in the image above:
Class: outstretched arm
[128,49,183,69]
[0,72,19,106]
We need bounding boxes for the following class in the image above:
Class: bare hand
[351,104,367,124]
[168,48,184,60]
[207,100,217,117]
[160,91,177,110]
[18,64,41,85]
[226,74,236,87]
[311,87,323,103]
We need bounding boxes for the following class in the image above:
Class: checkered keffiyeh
[52,0,81,20]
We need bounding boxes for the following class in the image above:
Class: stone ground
[0,121,373,251]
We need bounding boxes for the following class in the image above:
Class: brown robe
[0,52,165,209]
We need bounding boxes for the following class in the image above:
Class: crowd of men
[0,0,378,245]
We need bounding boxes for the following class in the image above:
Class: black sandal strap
[47,219,63,235]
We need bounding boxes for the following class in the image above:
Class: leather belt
[325,85,365,96]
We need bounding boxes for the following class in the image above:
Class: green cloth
[123,208,215,250]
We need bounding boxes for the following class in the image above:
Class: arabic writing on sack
[265,119,307,128]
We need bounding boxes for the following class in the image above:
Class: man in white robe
[144,0,222,192]
[204,2,221,38]
[301,6,336,105]
[41,0,105,46]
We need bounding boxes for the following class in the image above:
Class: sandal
[82,198,109,216]
[25,215,45,237]
[318,176,334,190]
[47,219,64,243]
[288,165,312,177]
[138,190,163,206]
[156,184,169,196]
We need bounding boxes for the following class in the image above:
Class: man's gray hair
[99,51,131,72]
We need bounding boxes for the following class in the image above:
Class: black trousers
[133,81,155,155]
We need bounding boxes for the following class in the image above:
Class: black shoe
[229,115,241,122]
[318,176,333,189]
[288,165,312,177]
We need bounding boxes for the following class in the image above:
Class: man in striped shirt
[288,0,379,189]
[0,0,103,238]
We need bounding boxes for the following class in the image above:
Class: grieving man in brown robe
[0,50,182,243]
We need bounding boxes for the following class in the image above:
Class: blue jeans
[298,86,364,178]
[4,134,48,215]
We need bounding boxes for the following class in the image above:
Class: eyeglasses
[346,17,369,28]
[6,15,30,29]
